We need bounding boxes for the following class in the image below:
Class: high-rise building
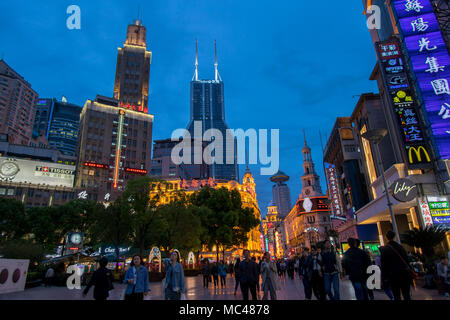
[75,95,154,201]
[113,20,151,112]
[150,138,210,180]
[186,41,238,181]
[0,60,39,146]
[270,170,292,218]
[32,98,82,157]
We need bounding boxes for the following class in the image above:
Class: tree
[26,206,60,251]
[124,176,167,256]
[157,195,202,259]
[89,196,133,268]
[0,198,28,243]
[0,240,46,270]
[401,226,448,258]
[190,187,260,262]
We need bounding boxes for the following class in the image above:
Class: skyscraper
[186,41,238,181]
[270,170,292,218]
[113,19,151,113]
[75,95,153,201]
[32,98,82,157]
[0,60,39,146]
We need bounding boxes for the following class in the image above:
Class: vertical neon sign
[113,109,125,189]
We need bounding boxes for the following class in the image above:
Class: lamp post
[361,128,401,244]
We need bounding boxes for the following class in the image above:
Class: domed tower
[242,165,256,200]
[301,130,322,198]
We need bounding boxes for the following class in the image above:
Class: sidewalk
[0,275,447,300]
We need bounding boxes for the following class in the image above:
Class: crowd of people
[77,230,449,301]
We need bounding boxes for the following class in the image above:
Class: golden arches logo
[408,146,431,163]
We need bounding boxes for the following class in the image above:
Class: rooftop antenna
[214,40,222,82]
[303,128,307,146]
[193,39,199,81]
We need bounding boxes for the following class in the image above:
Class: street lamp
[361,128,401,244]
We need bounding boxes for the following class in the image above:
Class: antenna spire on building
[193,39,199,81]
[214,40,222,82]
[303,129,307,146]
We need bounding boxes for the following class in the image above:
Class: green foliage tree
[401,226,448,258]
[190,187,260,262]
[26,206,60,251]
[123,176,167,256]
[0,198,28,243]
[157,193,202,258]
[0,240,45,270]
[89,196,133,267]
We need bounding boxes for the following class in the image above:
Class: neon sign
[124,167,147,175]
[392,0,450,160]
[84,162,109,169]
[120,102,148,114]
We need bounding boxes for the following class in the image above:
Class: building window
[7,189,14,196]
[0,188,6,195]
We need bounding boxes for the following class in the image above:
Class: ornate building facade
[149,166,262,262]
[284,135,333,252]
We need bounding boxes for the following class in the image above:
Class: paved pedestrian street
[1,275,447,300]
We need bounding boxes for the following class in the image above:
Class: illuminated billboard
[0,157,75,187]
[392,0,450,161]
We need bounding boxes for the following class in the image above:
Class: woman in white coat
[260,252,280,300]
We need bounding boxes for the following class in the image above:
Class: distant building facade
[0,60,39,146]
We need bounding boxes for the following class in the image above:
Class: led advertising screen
[0,157,75,187]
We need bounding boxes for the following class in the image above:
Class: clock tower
[300,131,323,198]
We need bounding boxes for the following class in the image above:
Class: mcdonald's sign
[407,145,431,165]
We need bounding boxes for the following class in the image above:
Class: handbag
[387,244,419,280]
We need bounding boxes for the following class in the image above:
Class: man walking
[298,248,313,300]
[319,240,342,300]
[342,238,371,300]
[380,230,412,300]
[309,246,325,300]
[238,249,258,300]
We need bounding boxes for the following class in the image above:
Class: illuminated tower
[301,131,323,198]
[270,170,292,218]
[186,41,238,181]
[113,20,152,113]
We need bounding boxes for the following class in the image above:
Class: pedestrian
[375,253,394,300]
[251,257,260,293]
[238,249,258,300]
[261,252,280,300]
[318,240,342,300]
[280,259,286,279]
[218,261,227,288]
[257,257,263,293]
[211,262,219,289]
[123,255,150,301]
[287,258,295,280]
[202,259,211,288]
[276,259,281,277]
[44,266,55,287]
[380,230,413,300]
[163,250,186,300]
[309,246,325,300]
[341,238,371,300]
[82,257,114,301]
[233,258,241,295]
[437,256,449,297]
[298,248,313,300]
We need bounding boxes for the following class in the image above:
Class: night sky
[0,1,378,217]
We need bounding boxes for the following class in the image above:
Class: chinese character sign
[393,0,450,160]
[324,163,345,219]
[376,38,433,168]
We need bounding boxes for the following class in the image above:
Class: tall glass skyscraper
[33,98,81,156]
[186,41,238,181]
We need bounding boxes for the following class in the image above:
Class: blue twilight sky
[0,0,378,216]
